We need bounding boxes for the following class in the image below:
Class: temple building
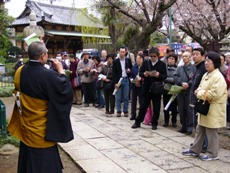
[11,0,110,57]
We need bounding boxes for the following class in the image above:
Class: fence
[0,73,14,88]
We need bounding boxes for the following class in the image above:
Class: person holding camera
[8,41,73,173]
[77,52,96,107]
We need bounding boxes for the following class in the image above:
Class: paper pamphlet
[113,77,123,95]
[24,33,40,46]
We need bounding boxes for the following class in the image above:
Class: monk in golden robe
[8,41,73,173]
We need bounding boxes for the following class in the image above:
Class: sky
[5,0,93,18]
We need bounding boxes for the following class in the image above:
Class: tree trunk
[109,24,116,53]
[128,24,157,53]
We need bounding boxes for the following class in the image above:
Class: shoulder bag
[194,90,210,116]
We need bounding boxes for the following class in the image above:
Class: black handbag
[194,90,210,116]
[147,60,165,94]
[96,80,104,89]
[150,82,165,94]
[103,81,113,90]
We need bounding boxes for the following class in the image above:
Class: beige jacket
[197,69,227,128]
[77,59,96,83]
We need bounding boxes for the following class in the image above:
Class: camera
[47,58,53,63]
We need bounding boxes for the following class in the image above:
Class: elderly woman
[182,52,227,161]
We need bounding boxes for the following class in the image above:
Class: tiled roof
[12,0,104,28]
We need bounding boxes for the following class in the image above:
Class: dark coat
[112,57,132,84]
[188,60,207,105]
[139,59,167,95]
[20,61,73,142]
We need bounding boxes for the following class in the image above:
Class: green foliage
[15,33,24,41]
[0,86,14,97]
[0,5,14,61]
[123,25,139,46]
[150,31,167,46]
[0,135,20,147]
[0,35,13,58]
[7,46,20,56]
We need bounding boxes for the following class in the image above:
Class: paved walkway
[59,105,230,173]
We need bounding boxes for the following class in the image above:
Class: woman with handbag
[182,52,227,161]
[100,54,115,115]
[69,54,82,105]
[92,55,105,109]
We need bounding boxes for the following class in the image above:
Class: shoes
[84,104,89,107]
[172,123,177,127]
[182,149,199,157]
[109,111,114,114]
[201,155,219,161]
[94,104,100,108]
[152,125,157,130]
[105,111,110,114]
[178,129,187,133]
[163,123,168,127]
[201,147,207,153]
[124,113,128,117]
[130,117,135,120]
[76,102,82,105]
[98,105,104,109]
[117,112,121,117]
[186,131,193,135]
[131,123,140,129]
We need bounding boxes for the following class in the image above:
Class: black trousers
[135,92,162,127]
[82,82,96,104]
[163,94,177,124]
[18,142,63,173]
[104,88,115,112]
[227,98,230,122]
[131,84,143,118]
[177,94,192,131]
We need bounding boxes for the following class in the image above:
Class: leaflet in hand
[113,77,123,95]
[24,33,40,46]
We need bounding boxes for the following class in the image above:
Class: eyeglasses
[150,55,158,58]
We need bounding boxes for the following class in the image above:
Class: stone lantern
[23,10,44,46]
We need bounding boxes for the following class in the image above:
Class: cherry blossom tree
[95,0,177,52]
[173,0,230,51]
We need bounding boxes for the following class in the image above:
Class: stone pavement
[59,105,230,173]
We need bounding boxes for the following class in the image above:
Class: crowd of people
[31,45,230,162]
[49,46,230,160]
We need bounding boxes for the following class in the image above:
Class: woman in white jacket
[182,52,227,161]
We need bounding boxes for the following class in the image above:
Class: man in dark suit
[132,47,167,130]
[113,46,132,117]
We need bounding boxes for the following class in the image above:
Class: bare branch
[208,0,225,33]
[140,0,150,23]
[105,0,144,26]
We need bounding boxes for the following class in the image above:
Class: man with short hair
[188,47,208,151]
[101,49,107,62]
[113,47,132,117]
[174,51,196,134]
[8,41,73,173]
[187,47,206,134]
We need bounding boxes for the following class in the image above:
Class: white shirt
[120,58,127,77]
